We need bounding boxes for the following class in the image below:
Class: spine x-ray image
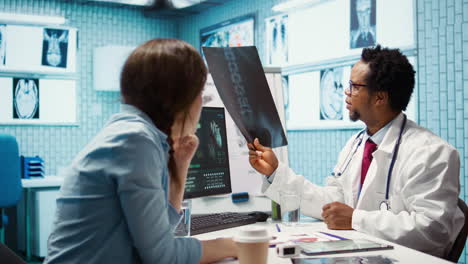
[42,28,69,68]
[203,46,288,148]
[0,25,6,66]
[320,68,344,120]
[13,78,40,119]
[350,0,376,49]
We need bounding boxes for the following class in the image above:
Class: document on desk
[296,238,393,256]
[270,231,346,247]
[202,46,288,148]
[291,255,397,264]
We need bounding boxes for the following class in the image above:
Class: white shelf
[21,176,63,188]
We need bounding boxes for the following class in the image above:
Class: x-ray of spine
[266,14,288,65]
[0,25,6,66]
[350,0,376,49]
[42,28,69,68]
[320,67,344,120]
[203,46,288,148]
[13,78,40,119]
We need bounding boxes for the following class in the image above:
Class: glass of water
[174,199,192,237]
[279,190,301,226]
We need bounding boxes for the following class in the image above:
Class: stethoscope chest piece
[380,200,390,211]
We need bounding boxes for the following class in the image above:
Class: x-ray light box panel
[93,46,135,91]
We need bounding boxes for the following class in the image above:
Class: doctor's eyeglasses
[347,80,367,94]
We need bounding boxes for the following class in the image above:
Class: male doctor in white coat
[248,45,464,258]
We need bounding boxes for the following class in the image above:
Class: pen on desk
[276,224,281,232]
[319,231,348,240]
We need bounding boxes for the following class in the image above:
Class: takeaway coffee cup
[233,226,271,264]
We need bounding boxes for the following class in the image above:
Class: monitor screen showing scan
[184,107,232,199]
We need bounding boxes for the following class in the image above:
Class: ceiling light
[166,0,203,9]
[0,12,66,25]
[93,0,156,6]
[272,0,325,12]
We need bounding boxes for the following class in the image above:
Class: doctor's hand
[321,202,354,230]
[247,138,278,177]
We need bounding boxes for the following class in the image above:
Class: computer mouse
[248,211,270,222]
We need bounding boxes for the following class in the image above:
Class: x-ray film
[203,46,288,148]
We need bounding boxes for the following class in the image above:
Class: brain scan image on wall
[0,25,6,66]
[13,78,40,119]
[320,68,344,120]
[42,28,69,68]
[350,0,376,49]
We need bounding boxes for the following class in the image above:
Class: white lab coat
[263,113,464,258]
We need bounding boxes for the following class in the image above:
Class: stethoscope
[331,114,407,211]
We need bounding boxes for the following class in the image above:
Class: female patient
[45,39,237,264]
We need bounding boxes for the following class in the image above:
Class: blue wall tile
[0,0,178,175]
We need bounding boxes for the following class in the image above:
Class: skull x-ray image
[350,0,376,49]
[42,28,69,68]
[13,78,40,119]
[320,68,344,120]
[0,25,6,66]
[266,14,288,65]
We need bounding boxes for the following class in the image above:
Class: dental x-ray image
[350,0,376,49]
[0,25,6,66]
[13,78,40,119]
[320,67,344,120]
[266,14,288,65]
[42,28,69,68]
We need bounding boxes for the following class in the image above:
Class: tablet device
[296,238,393,256]
[291,255,396,264]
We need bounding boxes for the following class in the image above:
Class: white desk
[17,178,452,263]
[194,221,452,264]
[20,176,63,260]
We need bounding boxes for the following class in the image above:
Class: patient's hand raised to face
[172,134,199,170]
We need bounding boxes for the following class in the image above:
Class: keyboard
[188,212,257,235]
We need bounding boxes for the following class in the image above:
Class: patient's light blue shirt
[45,104,202,264]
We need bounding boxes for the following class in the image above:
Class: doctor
[248,45,464,258]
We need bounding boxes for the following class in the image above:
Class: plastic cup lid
[233,226,271,243]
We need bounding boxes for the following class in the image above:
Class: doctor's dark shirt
[45,104,202,264]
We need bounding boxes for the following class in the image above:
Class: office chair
[0,242,26,264]
[0,134,22,243]
[446,198,468,263]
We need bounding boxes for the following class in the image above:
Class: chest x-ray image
[13,78,40,119]
[320,68,344,120]
[266,14,288,65]
[350,0,376,49]
[0,25,6,66]
[42,28,69,68]
[282,76,290,123]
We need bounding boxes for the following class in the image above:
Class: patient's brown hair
[120,38,207,176]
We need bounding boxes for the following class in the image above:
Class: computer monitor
[184,107,232,199]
